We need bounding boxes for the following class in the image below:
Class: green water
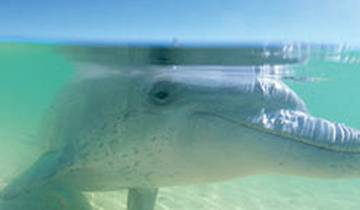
[0,44,74,183]
[0,43,360,210]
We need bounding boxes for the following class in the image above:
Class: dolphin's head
[101,66,310,180]
[71,64,360,186]
[113,65,360,181]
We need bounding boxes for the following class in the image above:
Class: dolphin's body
[1,46,360,210]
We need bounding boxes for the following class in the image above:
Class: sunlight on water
[1,43,360,210]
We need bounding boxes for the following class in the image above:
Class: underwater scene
[0,43,360,210]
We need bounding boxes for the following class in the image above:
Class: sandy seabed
[86,176,360,210]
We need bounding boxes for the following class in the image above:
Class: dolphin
[1,46,360,210]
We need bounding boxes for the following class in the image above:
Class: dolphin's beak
[251,109,360,153]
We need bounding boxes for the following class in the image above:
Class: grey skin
[1,65,360,210]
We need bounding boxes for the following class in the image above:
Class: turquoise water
[0,43,360,210]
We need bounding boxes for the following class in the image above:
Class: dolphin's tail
[252,109,360,153]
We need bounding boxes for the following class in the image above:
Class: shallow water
[1,43,360,210]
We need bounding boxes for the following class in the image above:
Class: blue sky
[0,0,359,44]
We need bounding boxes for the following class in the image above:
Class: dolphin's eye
[154,90,169,100]
[149,81,175,105]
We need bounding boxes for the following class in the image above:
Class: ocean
[0,43,360,210]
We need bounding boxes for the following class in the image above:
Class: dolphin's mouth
[193,110,360,154]
[193,111,239,125]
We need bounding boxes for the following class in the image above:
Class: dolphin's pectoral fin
[1,148,74,200]
[127,188,158,210]
[0,184,92,210]
[251,109,360,152]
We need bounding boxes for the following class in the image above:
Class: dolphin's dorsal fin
[127,188,158,210]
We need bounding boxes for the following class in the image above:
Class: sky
[0,0,360,45]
